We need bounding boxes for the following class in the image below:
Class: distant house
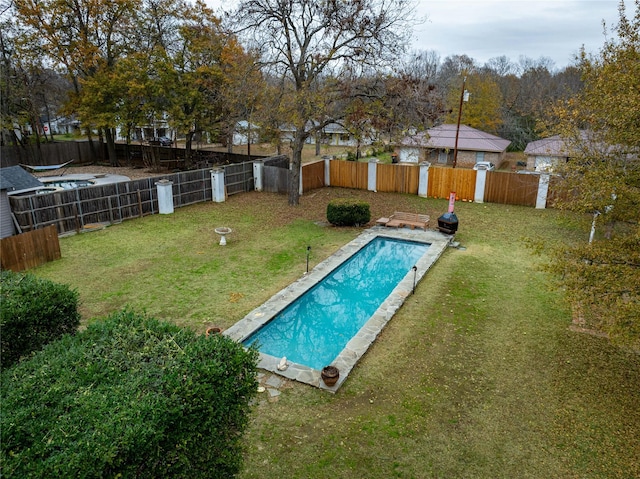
[522,131,623,172]
[397,124,511,168]
[318,122,374,147]
[57,117,81,135]
[115,112,174,143]
[279,121,373,147]
[523,135,573,172]
[232,120,260,145]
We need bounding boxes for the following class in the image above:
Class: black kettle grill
[437,212,459,234]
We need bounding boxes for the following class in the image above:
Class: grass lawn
[33,188,640,478]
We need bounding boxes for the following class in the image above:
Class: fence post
[324,157,331,186]
[156,179,174,214]
[418,161,430,197]
[253,159,264,191]
[474,169,486,203]
[211,168,225,203]
[368,158,378,192]
[536,173,550,209]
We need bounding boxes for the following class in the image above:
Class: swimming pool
[243,237,429,369]
[224,227,450,390]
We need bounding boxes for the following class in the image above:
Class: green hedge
[326,198,371,226]
[0,270,80,370]
[1,309,259,478]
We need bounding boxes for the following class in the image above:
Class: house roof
[523,135,569,157]
[321,122,348,134]
[279,121,349,134]
[400,124,510,152]
[236,120,258,130]
[523,131,613,158]
[0,166,44,192]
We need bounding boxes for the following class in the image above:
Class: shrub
[0,270,80,370]
[326,198,371,226]
[0,309,259,478]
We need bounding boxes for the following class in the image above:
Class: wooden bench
[379,212,430,230]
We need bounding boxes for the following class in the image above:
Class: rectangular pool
[243,237,428,369]
[224,228,450,390]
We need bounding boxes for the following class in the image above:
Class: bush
[326,198,371,226]
[0,270,80,370]
[0,309,259,478]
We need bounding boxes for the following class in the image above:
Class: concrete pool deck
[223,226,452,392]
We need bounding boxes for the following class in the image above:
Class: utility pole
[452,74,468,168]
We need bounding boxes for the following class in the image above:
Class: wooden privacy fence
[1,141,106,168]
[303,159,553,209]
[224,162,255,195]
[8,157,290,236]
[10,161,263,235]
[10,171,211,235]
[484,171,539,206]
[330,160,369,189]
[377,163,420,194]
[263,166,290,193]
[262,155,291,193]
[1,225,60,271]
[2,140,267,170]
[114,143,266,170]
[427,167,476,201]
[302,160,325,192]
[5,156,554,240]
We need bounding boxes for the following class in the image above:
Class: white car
[473,161,495,171]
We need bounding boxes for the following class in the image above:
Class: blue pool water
[243,237,429,370]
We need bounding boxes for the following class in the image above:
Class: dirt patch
[33,164,163,181]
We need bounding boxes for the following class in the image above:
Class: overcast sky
[204,0,621,69]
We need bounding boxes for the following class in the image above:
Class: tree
[383,50,447,136]
[234,0,417,205]
[444,72,503,134]
[14,0,138,165]
[218,42,265,156]
[546,0,640,348]
[154,1,231,165]
[0,16,69,156]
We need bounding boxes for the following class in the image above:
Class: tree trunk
[42,94,53,142]
[185,131,195,168]
[30,118,43,164]
[288,129,306,206]
[87,128,98,162]
[227,130,233,153]
[104,128,119,166]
